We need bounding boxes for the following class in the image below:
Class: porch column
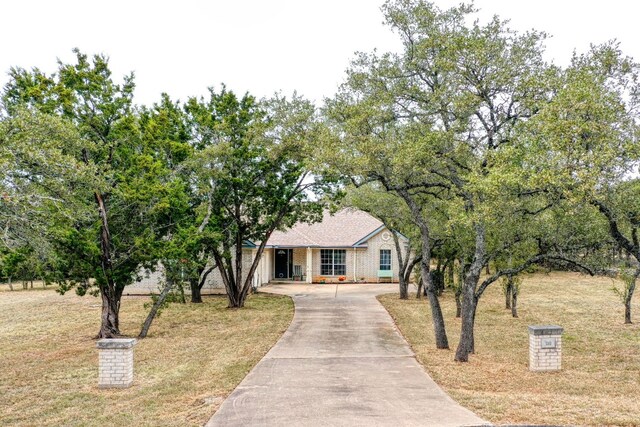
[306,247,313,283]
[353,248,357,282]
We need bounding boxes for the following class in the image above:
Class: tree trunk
[190,196,215,304]
[624,272,637,324]
[400,257,420,300]
[455,259,466,318]
[455,284,478,362]
[99,289,120,338]
[8,276,13,291]
[399,277,409,299]
[511,287,518,318]
[391,231,407,299]
[227,280,244,308]
[218,201,314,308]
[139,278,174,338]
[416,280,422,299]
[233,233,245,308]
[190,278,203,303]
[218,233,250,309]
[505,279,512,309]
[423,262,449,349]
[592,201,640,324]
[622,268,639,324]
[226,281,243,308]
[191,264,216,304]
[95,191,122,338]
[214,246,244,309]
[397,189,448,348]
[221,216,283,308]
[455,222,485,362]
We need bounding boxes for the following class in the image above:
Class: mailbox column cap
[528,325,563,335]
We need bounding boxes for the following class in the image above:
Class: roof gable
[352,227,410,247]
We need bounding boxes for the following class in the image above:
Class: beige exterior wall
[357,229,405,282]
[255,248,272,288]
[127,228,410,292]
[309,228,408,283]
[292,248,307,278]
[126,248,258,294]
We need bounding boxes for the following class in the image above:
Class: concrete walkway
[206,284,488,427]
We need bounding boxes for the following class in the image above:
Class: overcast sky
[1,1,639,107]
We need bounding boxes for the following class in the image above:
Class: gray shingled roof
[266,208,384,248]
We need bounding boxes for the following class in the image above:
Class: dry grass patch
[0,288,293,426]
[0,280,51,292]
[379,271,640,426]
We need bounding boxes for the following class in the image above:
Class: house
[126,208,406,294]
[258,208,407,284]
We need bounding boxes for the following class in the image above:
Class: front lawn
[0,289,293,426]
[379,271,640,426]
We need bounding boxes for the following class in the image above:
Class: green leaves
[1,50,188,304]
[327,0,632,295]
[187,89,328,239]
[0,108,96,250]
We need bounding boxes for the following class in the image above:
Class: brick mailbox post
[97,338,137,388]
[528,325,563,372]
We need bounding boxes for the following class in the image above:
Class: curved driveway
[206,284,488,427]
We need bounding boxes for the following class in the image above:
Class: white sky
[1,0,639,107]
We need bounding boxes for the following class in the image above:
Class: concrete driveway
[206,284,488,427]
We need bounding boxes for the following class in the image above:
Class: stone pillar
[528,325,563,372]
[97,338,137,388]
[306,247,313,284]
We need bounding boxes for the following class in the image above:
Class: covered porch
[265,246,385,284]
[270,247,314,283]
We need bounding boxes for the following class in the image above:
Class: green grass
[0,289,294,426]
[379,271,640,426]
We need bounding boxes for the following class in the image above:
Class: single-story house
[258,208,407,284]
[127,208,407,294]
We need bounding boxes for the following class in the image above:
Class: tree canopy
[1,1,639,355]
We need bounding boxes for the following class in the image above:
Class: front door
[274,249,293,279]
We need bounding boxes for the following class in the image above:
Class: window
[320,249,346,275]
[380,249,392,271]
